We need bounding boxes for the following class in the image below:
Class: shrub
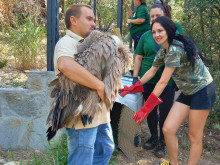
[6,15,45,70]
[0,59,7,68]
[0,0,46,30]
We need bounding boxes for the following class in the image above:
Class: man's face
[75,7,96,38]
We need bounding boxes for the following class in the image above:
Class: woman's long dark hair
[151,16,206,68]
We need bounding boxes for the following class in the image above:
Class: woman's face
[134,0,142,8]
[152,22,168,46]
[150,8,164,23]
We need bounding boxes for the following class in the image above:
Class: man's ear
[70,16,77,26]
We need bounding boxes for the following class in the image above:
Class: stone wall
[0,71,59,150]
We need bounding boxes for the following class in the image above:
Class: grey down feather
[46,30,131,141]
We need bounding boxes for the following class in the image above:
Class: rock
[0,71,61,150]
[4,161,19,165]
[0,158,6,164]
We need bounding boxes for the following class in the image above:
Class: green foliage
[44,134,69,165]
[209,68,220,123]
[4,15,45,70]
[96,1,118,31]
[181,0,220,57]
[8,151,15,161]
[0,59,7,68]
[0,0,47,31]
[171,0,220,123]
[11,81,26,88]
[170,1,185,23]
[64,0,91,11]
[213,123,220,131]
[20,133,69,165]
[109,148,120,165]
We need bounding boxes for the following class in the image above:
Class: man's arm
[58,56,106,102]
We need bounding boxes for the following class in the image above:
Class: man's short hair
[65,4,92,29]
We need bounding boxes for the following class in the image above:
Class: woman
[122,16,216,165]
[123,0,150,50]
[133,0,183,158]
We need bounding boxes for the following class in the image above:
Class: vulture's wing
[103,39,131,110]
[75,31,131,119]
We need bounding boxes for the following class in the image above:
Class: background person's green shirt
[135,31,164,84]
[129,4,150,38]
[175,22,184,34]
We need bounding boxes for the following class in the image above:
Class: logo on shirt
[133,12,136,18]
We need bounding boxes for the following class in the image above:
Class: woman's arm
[140,66,159,84]
[127,18,145,24]
[133,54,143,77]
[123,0,133,17]
[153,67,176,97]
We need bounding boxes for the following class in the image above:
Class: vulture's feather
[46,30,131,141]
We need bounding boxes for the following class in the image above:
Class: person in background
[53,4,114,165]
[122,16,216,165]
[123,0,150,50]
[131,0,183,158]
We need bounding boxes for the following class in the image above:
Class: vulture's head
[110,35,122,46]
[111,34,132,71]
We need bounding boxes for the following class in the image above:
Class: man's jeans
[66,123,115,165]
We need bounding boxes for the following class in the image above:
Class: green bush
[96,1,118,31]
[209,68,220,125]
[5,15,45,70]
[0,59,7,68]
[21,133,69,165]
[173,0,220,124]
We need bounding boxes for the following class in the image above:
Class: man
[53,4,114,165]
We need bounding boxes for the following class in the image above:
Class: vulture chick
[46,30,131,141]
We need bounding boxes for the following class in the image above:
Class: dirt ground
[116,119,220,165]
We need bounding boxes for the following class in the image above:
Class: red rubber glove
[120,80,144,97]
[132,92,163,124]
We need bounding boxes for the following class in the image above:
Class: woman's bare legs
[187,110,210,165]
[163,102,190,165]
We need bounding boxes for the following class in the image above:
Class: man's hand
[96,81,106,102]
